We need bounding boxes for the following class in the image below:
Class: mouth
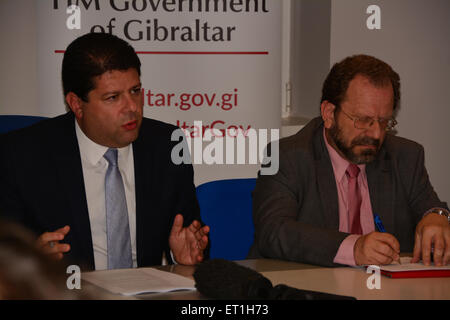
[122,120,138,131]
[356,144,377,149]
[352,137,380,151]
[353,145,378,154]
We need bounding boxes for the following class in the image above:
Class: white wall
[290,0,330,120]
[330,0,450,203]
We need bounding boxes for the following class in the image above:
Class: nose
[366,120,383,140]
[125,93,140,112]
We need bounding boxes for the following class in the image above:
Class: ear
[65,92,84,119]
[320,101,336,129]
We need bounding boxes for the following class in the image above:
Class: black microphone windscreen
[193,259,273,300]
[270,284,356,300]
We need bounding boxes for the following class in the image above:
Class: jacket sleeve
[0,134,29,227]
[403,144,449,222]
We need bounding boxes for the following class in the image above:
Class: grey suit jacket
[248,117,448,267]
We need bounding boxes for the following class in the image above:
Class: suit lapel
[366,148,394,233]
[314,126,340,229]
[132,130,152,267]
[52,113,94,268]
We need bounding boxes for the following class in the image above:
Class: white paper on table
[378,256,450,272]
[82,267,196,296]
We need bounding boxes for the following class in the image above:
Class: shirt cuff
[333,234,362,266]
[170,250,178,264]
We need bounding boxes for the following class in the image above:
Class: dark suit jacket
[248,117,448,267]
[0,112,201,271]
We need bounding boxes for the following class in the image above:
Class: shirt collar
[323,127,365,182]
[75,119,131,166]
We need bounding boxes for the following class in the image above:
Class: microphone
[269,284,355,300]
[193,258,273,299]
[193,259,356,300]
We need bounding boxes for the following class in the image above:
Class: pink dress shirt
[322,129,376,266]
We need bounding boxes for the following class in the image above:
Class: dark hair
[321,54,400,110]
[62,32,141,102]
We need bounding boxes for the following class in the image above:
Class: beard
[328,122,381,164]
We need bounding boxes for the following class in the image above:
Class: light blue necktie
[104,148,133,269]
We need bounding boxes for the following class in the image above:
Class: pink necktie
[346,164,362,234]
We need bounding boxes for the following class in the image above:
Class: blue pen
[374,213,386,232]
[374,213,401,264]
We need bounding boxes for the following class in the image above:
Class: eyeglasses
[338,108,397,131]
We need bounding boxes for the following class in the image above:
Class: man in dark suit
[0,33,209,271]
[249,54,450,267]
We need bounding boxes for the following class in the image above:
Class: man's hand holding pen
[354,231,401,266]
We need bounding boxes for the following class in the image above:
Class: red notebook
[378,257,450,279]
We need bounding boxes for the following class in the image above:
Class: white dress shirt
[75,120,137,270]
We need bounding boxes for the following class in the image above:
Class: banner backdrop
[33,0,282,184]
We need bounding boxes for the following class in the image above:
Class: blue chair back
[196,178,256,260]
[0,115,47,134]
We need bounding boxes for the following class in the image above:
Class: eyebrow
[357,114,393,120]
[128,83,142,92]
[101,83,142,98]
[101,91,119,99]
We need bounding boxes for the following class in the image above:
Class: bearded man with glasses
[249,54,450,267]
